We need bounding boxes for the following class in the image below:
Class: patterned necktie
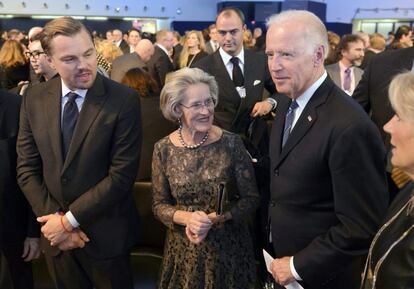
[282,100,299,147]
[62,92,79,159]
[230,57,244,87]
[343,68,352,92]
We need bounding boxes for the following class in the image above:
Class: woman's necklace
[178,127,209,149]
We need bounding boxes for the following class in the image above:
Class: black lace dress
[152,131,259,289]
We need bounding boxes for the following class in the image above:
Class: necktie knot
[282,100,298,147]
[344,68,351,75]
[288,100,299,112]
[67,92,79,103]
[230,57,239,65]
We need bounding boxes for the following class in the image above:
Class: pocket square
[253,80,261,86]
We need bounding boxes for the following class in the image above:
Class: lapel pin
[307,115,312,122]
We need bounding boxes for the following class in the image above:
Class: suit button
[61,178,68,185]
[269,201,276,207]
[273,169,279,176]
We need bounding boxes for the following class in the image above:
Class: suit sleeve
[352,62,371,113]
[293,120,388,284]
[109,60,124,83]
[17,94,61,216]
[67,93,142,225]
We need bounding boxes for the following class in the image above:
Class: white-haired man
[266,10,388,289]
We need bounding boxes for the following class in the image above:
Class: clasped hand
[185,211,227,244]
[38,214,90,250]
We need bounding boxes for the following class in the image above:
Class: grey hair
[266,10,328,58]
[389,71,414,123]
[160,68,219,122]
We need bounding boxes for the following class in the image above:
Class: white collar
[156,43,169,56]
[295,71,327,109]
[61,79,88,99]
[219,47,244,65]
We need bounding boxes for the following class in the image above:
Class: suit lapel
[44,78,64,169]
[62,74,107,172]
[273,77,333,168]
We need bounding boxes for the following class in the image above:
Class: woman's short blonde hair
[160,67,218,122]
[389,71,414,122]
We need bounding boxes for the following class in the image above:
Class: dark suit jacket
[353,47,414,147]
[269,76,388,288]
[325,62,363,92]
[137,96,176,181]
[16,74,142,258]
[194,49,276,134]
[0,90,39,243]
[147,45,174,89]
[119,39,130,55]
[110,52,147,83]
[366,181,414,289]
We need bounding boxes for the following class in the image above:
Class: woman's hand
[208,212,231,224]
[185,211,212,244]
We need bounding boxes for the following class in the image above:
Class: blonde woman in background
[178,30,208,68]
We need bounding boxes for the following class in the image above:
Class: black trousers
[45,249,134,289]
[0,241,34,289]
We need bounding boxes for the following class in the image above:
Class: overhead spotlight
[176,8,182,15]
[374,8,379,13]
[65,3,69,9]
[115,7,120,13]
[355,8,360,14]
[124,5,128,11]
[85,4,90,10]
[394,7,399,12]
[105,5,110,10]
[43,2,48,8]
[22,2,26,7]
[161,6,165,12]
[143,6,147,12]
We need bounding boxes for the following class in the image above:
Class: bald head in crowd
[155,30,174,51]
[135,39,155,62]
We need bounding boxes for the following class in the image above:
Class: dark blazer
[269,76,388,289]
[119,39,130,55]
[194,49,276,134]
[137,95,176,181]
[325,62,363,92]
[353,47,414,147]
[110,52,147,83]
[0,63,30,90]
[16,74,142,258]
[147,45,174,89]
[0,90,38,242]
[365,181,414,289]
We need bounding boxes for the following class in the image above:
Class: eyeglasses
[180,97,216,112]
[25,51,45,60]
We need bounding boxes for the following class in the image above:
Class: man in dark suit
[266,10,388,289]
[0,90,40,289]
[110,39,154,83]
[16,17,142,289]
[147,30,174,88]
[353,47,414,194]
[112,29,130,55]
[194,7,276,135]
[325,34,365,96]
[204,24,219,54]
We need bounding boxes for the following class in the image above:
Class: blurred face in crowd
[106,31,113,41]
[47,29,97,90]
[186,32,200,49]
[27,40,52,77]
[112,30,122,42]
[209,27,218,42]
[216,11,245,56]
[266,21,324,99]
[401,30,413,47]
[341,40,365,67]
[179,83,215,134]
[160,32,174,51]
[128,30,141,47]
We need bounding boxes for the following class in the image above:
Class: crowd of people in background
[0,7,413,289]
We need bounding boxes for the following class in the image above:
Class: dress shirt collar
[219,47,244,66]
[295,71,327,109]
[338,60,353,74]
[61,79,88,99]
[156,43,169,56]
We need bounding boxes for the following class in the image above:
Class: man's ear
[46,54,56,70]
[314,45,325,66]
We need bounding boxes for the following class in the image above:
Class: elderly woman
[360,71,414,289]
[178,30,208,68]
[152,67,259,289]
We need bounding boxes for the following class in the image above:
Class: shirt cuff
[65,211,80,228]
[290,256,303,281]
[266,97,277,111]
